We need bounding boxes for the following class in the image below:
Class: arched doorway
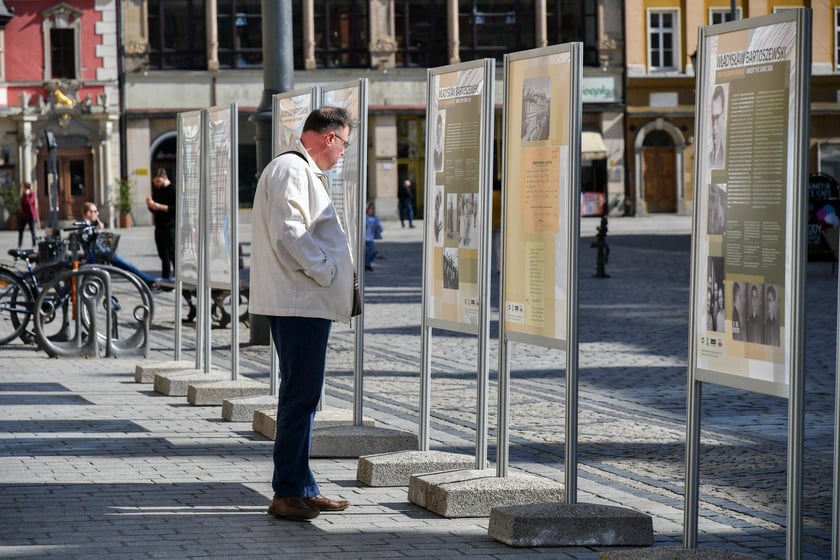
[150,132,177,180]
[642,130,676,213]
[633,119,687,215]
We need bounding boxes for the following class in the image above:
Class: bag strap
[276,149,308,163]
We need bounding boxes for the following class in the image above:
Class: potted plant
[2,182,20,230]
[117,178,132,228]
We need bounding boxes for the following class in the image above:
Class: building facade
[0,0,120,226]
[624,0,840,215]
[121,0,625,224]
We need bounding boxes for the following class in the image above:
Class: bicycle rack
[32,267,153,359]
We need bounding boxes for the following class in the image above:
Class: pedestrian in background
[145,168,176,282]
[397,178,415,228]
[365,201,383,271]
[249,106,355,522]
[17,182,38,249]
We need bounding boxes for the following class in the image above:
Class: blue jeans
[365,240,377,268]
[269,315,331,498]
[110,253,157,286]
[399,201,414,226]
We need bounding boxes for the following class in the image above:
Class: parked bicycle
[0,221,155,356]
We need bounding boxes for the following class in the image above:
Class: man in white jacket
[250,107,355,521]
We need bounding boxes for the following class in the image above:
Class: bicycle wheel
[0,268,33,345]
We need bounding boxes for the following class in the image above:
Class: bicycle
[0,247,68,345]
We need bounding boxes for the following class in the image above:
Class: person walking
[145,168,176,281]
[17,182,38,249]
[249,106,355,522]
[397,178,415,228]
[365,201,383,271]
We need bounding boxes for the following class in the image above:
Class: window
[710,7,741,24]
[547,0,598,66]
[51,29,76,79]
[42,4,81,80]
[648,10,678,71]
[395,0,448,68]
[148,0,207,70]
[313,0,369,68]
[218,0,263,68]
[459,0,535,63]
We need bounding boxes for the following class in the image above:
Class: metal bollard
[591,215,610,278]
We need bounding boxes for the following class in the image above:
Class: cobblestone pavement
[0,215,833,559]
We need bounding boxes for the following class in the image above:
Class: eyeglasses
[332,132,350,149]
[89,209,99,213]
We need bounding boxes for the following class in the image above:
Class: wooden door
[38,148,92,222]
[642,147,676,213]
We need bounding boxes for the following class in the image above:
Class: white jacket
[249,144,354,321]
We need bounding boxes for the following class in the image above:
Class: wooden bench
[171,242,250,328]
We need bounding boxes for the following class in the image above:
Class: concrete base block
[187,379,269,406]
[252,408,276,439]
[408,469,565,518]
[315,407,377,428]
[310,425,418,458]
[251,407,377,440]
[153,370,229,396]
[357,450,476,487]
[222,395,276,422]
[489,502,653,547]
[135,360,196,383]
[599,547,761,559]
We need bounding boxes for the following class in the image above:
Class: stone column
[369,0,396,69]
[206,0,219,71]
[303,0,316,69]
[535,0,547,48]
[101,118,117,227]
[447,0,459,64]
[369,114,399,219]
[18,117,36,188]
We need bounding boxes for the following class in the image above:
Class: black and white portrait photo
[433,110,445,172]
[709,83,728,169]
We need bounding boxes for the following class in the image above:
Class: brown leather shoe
[267,496,320,521]
[303,495,350,512]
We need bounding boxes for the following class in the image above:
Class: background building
[121,0,624,224]
[4,1,835,227]
[624,0,840,215]
[0,0,120,226]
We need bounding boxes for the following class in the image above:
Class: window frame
[646,8,680,72]
[547,0,599,67]
[42,3,82,80]
[394,0,448,68]
[458,0,535,64]
[313,0,370,69]
[217,0,263,69]
[709,7,742,25]
[147,0,207,71]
